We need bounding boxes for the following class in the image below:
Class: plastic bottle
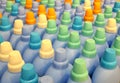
[0,34,4,43]
[80,21,93,46]
[9,19,23,49]
[103,0,111,8]
[67,58,92,83]
[33,39,54,76]
[32,1,39,17]
[0,0,7,14]
[39,75,54,83]
[20,63,38,83]
[1,50,25,83]
[53,25,69,49]
[80,39,99,76]
[66,31,81,64]
[105,18,117,47]
[42,19,57,44]
[0,42,13,80]
[45,48,72,83]
[75,5,84,19]
[92,48,120,83]
[0,16,12,41]
[23,32,41,63]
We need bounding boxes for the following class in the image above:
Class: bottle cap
[101,48,117,69]
[68,31,80,49]
[26,11,36,24]
[16,0,20,3]
[83,0,91,10]
[93,2,102,14]
[0,42,13,62]
[20,0,26,6]
[38,5,46,16]
[71,58,88,82]
[64,0,72,5]
[82,21,93,36]
[40,0,48,5]
[8,51,25,73]
[25,0,32,9]
[46,19,57,34]
[48,0,55,8]
[104,6,113,18]
[72,0,80,8]
[113,2,120,12]
[6,1,13,12]
[11,4,18,16]
[93,28,106,44]
[47,8,57,20]
[40,39,54,59]
[84,9,94,22]
[57,25,69,41]
[115,10,120,23]
[29,32,41,49]
[38,14,47,28]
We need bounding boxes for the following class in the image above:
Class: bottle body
[53,40,67,49]
[0,30,12,41]
[0,62,7,79]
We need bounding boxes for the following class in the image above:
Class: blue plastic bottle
[23,32,41,63]
[0,42,13,80]
[39,75,54,83]
[53,25,69,49]
[1,51,25,83]
[67,58,92,83]
[80,39,99,76]
[93,28,108,58]
[75,5,84,19]
[15,25,33,55]
[33,39,54,76]
[80,21,93,46]
[66,31,81,64]
[45,48,72,83]
[20,63,38,83]
[42,19,58,44]
[9,4,18,24]
[32,1,39,17]
[9,19,23,49]
[92,48,120,83]
[0,16,12,41]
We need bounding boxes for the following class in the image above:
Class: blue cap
[11,4,18,16]
[29,32,41,49]
[16,0,21,3]
[0,16,12,31]
[20,63,38,83]
[72,16,82,30]
[101,48,117,69]
[113,2,120,12]
[0,34,4,43]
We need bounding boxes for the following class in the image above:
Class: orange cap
[65,0,72,5]
[84,9,94,22]
[25,0,32,9]
[26,11,36,24]
[93,0,101,4]
[93,2,102,14]
[38,5,46,16]
[0,13,2,19]
[36,0,41,2]
[47,8,57,20]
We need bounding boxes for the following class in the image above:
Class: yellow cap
[0,42,13,62]
[105,18,117,33]
[40,39,54,59]
[38,14,47,28]
[13,19,23,35]
[83,0,91,10]
[8,51,25,73]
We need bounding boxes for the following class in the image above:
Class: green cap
[20,0,26,6]
[81,21,93,36]
[41,0,48,5]
[61,11,71,25]
[94,13,105,27]
[57,25,69,41]
[93,28,106,44]
[72,0,80,8]
[6,1,13,12]
[71,58,88,82]
[104,6,113,18]
[112,36,120,55]
[46,19,57,34]
[48,0,55,8]
[115,10,120,23]
[68,31,80,49]
[82,39,96,58]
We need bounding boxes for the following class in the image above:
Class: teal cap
[72,16,82,30]
[72,0,80,8]
[16,0,21,3]
[94,13,105,27]
[0,16,12,31]
[5,1,13,12]
[61,11,71,25]
[20,63,38,83]
[46,19,57,34]
[48,0,55,8]
[41,0,48,5]
[101,48,117,69]
[68,31,80,49]
[0,35,4,43]
[71,58,89,82]
[20,0,26,6]
[104,6,113,18]
[115,10,120,23]
[11,4,18,16]
[113,2,120,12]
[82,39,96,58]
[81,21,93,36]
[93,28,106,44]
[112,36,120,55]
[57,25,69,41]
